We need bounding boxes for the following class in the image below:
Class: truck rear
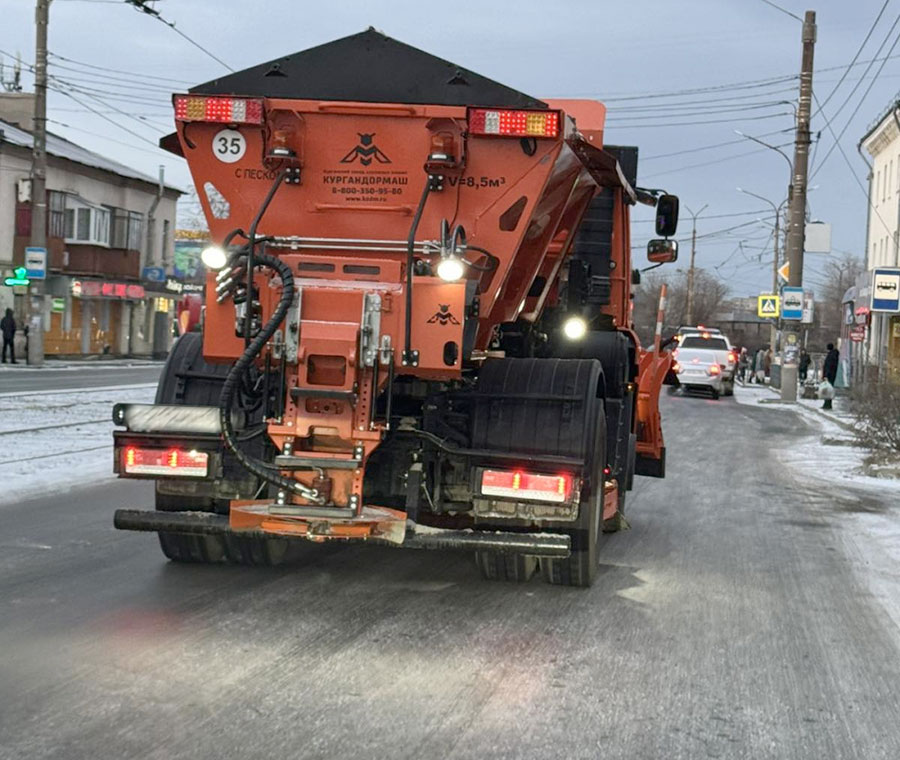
[112,30,679,586]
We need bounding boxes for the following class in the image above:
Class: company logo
[427,304,460,326]
[340,133,391,166]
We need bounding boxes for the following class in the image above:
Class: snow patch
[0,386,156,507]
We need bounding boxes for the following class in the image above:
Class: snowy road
[2,389,900,759]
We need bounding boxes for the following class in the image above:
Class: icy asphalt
[0,362,163,395]
[2,390,900,759]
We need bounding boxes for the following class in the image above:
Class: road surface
[2,392,899,759]
[0,364,162,395]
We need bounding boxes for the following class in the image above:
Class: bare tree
[632,268,729,344]
[811,253,863,348]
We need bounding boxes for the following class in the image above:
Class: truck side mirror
[647,239,678,263]
[655,194,679,237]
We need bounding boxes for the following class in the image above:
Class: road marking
[0,382,157,399]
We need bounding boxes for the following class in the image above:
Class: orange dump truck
[113,30,679,586]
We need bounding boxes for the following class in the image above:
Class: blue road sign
[782,286,804,320]
[24,246,47,280]
[871,268,900,312]
[142,266,166,283]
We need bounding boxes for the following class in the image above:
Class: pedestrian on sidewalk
[1,308,16,364]
[822,342,839,410]
[738,348,749,383]
[799,349,811,383]
[754,346,766,384]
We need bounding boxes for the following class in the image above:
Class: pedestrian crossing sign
[758,294,780,318]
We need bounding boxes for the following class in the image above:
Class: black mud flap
[635,447,665,478]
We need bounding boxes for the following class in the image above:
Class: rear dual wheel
[470,358,607,587]
[154,333,287,567]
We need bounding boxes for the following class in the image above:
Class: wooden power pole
[28,0,49,366]
[781,9,816,401]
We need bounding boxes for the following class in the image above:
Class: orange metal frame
[172,94,669,531]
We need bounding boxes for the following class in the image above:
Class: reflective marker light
[562,316,588,341]
[123,446,209,477]
[437,256,465,282]
[468,108,560,138]
[481,469,573,503]
[201,245,228,270]
[174,95,264,124]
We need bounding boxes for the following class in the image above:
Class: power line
[48,51,192,85]
[46,83,162,148]
[813,0,891,115]
[812,20,900,177]
[641,128,791,161]
[641,144,792,180]
[607,110,793,130]
[124,0,234,73]
[758,0,803,22]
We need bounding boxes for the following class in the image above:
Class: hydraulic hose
[403,179,432,365]
[218,249,319,502]
[244,168,289,346]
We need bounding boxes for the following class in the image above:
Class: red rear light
[481,469,573,503]
[174,95,264,124]
[123,446,209,477]
[708,364,721,376]
[468,108,560,138]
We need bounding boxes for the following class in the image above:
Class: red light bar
[123,446,209,477]
[468,108,560,138]
[481,469,572,503]
[173,95,264,124]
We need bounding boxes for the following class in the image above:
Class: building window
[48,191,66,238]
[64,198,110,246]
[161,219,170,264]
[109,208,144,250]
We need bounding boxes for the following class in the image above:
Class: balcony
[13,235,141,280]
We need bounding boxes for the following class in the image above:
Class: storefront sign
[51,297,65,313]
[163,278,204,295]
[849,325,866,342]
[72,279,145,300]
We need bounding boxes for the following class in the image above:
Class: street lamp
[737,188,789,352]
[684,203,708,325]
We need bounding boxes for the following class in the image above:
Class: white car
[673,333,736,399]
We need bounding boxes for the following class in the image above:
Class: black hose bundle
[218,250,319,501]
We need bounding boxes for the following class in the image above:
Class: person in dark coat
[799,349,811,383]
[1,308,16,364]
[822,342,839,409]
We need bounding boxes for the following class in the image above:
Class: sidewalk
[0,357,164,372]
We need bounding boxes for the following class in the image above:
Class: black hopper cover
[190,28,547,109]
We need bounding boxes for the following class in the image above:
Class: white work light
[562,315,588,340]
[200,245,228,270]
[437,255,465,282]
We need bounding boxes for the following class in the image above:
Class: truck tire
[540,404,606,587]
[475,552,537,582]
[153,333,288,567]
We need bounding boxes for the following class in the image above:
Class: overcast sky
[1,0,898,297]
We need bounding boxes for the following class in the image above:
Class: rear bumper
[114,508,571,558]
[678,373,724,392]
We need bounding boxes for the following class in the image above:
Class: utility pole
[28,0,49,366]
[685,204,707,325]
[781,9,816,401]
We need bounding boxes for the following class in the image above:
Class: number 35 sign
[212,129,246,163]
